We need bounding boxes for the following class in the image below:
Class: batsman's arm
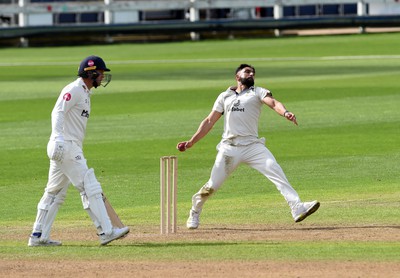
[177,110,222,151]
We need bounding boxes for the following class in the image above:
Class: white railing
[1,0,399,27]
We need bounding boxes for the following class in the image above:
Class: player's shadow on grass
[101,241,282,248]
[205,224,400,232]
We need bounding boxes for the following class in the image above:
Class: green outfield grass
[0,33,399,268]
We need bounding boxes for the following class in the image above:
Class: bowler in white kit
[28,56,129,246]
[177,64,320,229]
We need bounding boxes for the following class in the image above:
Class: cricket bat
[102,193,126,228]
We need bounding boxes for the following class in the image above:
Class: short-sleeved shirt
[50,78,91,145]
[212,86,271,145]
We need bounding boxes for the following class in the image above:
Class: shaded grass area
[1,240,399,261]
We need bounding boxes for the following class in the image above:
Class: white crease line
[322,199,398,204]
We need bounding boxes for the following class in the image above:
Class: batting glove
[49,140,65,162]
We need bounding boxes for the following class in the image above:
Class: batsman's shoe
[186,209,200,229]
[292,201,320,223]
[99,226,130,246]
[28,236,62,247]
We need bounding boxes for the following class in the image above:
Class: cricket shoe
[292,200,320,223]
[28,236,62,247]
[99,226,130,246]
[186,209,200,229]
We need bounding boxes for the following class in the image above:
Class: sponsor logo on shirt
[81,110,90,118]
[63,93,72,101]
[231,100,245,112]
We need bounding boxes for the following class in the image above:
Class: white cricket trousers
[31,140,89,239]
[191,139,301,212]
[46,140,88,194]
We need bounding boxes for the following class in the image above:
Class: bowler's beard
[240,77,254,88]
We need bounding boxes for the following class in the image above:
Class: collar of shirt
[78,78,92,95]
[229,86,254,95]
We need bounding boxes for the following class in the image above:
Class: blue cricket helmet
[78,55,110,77]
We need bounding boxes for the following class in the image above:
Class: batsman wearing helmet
[177,64,320,229]
[28,56,129,246]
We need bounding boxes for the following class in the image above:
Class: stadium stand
[0,0,399,46]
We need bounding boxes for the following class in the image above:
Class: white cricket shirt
[50,78,91,145]
[212,86,271,145]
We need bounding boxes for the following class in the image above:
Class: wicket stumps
[160,156,177,234]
